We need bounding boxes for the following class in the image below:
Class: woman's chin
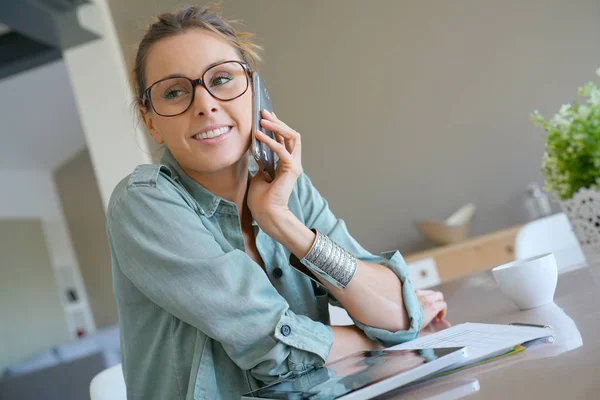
[190,153,249,175]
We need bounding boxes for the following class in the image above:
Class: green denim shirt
[106,149,423,400]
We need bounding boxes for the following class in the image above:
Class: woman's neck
[183,157,249,215]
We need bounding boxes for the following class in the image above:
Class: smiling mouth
[192,126,232,140]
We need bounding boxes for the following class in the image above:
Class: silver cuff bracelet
[303,229,358,288]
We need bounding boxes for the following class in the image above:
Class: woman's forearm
[266,211,409,332]
[329,260,409,331]
[327,325,382,363]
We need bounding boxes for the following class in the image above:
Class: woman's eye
[164,89,187,99]
[211,74,233,86]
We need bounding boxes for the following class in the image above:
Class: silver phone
[251,72,276,182]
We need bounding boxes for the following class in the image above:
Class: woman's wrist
[263,211,316,259]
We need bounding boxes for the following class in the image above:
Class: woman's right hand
[247,110,304,230]
[416,289,448,329]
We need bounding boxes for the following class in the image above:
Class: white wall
[61,0,153,210]
[0,169,95,338]
[0,60,87,170]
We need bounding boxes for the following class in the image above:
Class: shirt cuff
[362,250,423,347]
[274,309,334,372]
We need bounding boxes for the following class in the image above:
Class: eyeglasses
[142,60,251,117]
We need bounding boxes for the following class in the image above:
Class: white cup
[492,253,558,310]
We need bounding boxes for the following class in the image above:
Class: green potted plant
[531,67,600,261]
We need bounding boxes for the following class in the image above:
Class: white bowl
[492,253,558,310]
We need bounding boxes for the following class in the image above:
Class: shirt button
[273,267,283,279]
[280,325,291,337]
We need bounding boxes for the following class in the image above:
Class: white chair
[90,363,127,400]
[514,212,586,271]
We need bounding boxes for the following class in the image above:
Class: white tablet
[241,347,468,400]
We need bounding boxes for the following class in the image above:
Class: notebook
[386,322,555,369]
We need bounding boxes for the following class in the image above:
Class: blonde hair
[131,4,262,109]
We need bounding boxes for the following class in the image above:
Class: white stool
[90,363,126,400]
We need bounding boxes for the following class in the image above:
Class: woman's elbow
[388,304,411,332]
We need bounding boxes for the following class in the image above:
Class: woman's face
[141,29,253,175]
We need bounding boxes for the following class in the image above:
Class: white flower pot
[560,188,600,282]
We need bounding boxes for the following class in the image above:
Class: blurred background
[1,0,599,398]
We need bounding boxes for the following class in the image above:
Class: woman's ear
[140,107,164,145]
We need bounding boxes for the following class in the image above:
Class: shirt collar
[160,149,259,218]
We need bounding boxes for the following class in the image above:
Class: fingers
[416,289,434,295]
[260,109,300,154]
[260,119,296,154]
[417,290,444,305]
[260,117,293,135]
[429,300,447,315]
[416,289,442,297]
[418,289,448,329]
[437,302,448,320]
[261,109,286,126]
[430,318,452,331]
[255,130,293,161]
[422,301,447,328]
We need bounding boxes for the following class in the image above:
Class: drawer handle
[505,244,514,254]
[420,270,429,278]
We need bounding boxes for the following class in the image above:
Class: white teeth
[194,126,230,140]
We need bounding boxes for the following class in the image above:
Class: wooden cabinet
[404,225,521,286]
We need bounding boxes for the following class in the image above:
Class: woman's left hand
[247,109,303,225]
[416,289,448,329]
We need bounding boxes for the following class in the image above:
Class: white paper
[387,323,554,368]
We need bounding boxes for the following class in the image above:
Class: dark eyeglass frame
[142,60,252,117]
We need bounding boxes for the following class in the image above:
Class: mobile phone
[251,72,276,182]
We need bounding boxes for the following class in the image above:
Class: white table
[379,262,600,399]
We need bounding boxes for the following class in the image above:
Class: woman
[107,5,448,400]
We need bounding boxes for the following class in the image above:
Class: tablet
[241,347,468,400]
[381,378,480,400]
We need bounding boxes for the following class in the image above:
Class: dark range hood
[0,0,100,81]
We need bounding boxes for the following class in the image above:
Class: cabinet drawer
[473,233,515,270]
[407,257,441,289]
[404,225,520,284]
[434,247,479,282]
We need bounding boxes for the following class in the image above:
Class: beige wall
[108,0,600,253]
[0,219,70,371]
[54,149,117,329]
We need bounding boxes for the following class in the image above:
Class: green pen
[509,322,553,329]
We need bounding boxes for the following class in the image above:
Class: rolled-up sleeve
[293,173,423,347]
[107,176,333,383]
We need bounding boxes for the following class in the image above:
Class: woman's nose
[192,84,219,115]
